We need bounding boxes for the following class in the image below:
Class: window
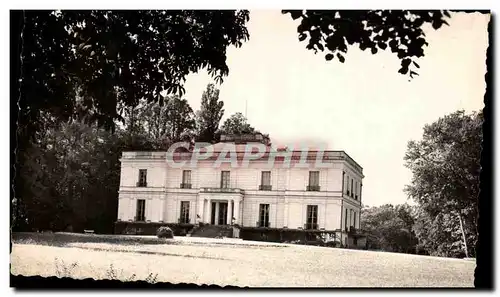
[258,204,270,227]
[137,169,147,187]
[345,208,348,231]
[355,182,358,200]
[346,176,350,196]
[350,178,354,197]
[181,170,192,188]
[259,171,272,190]
[350,209,354,227]
[221,171,230,188]
[353,211,357,228]
[306,205,318,229]
[136,199,146,221]
[180,201,190,224]
[307,171,320,191]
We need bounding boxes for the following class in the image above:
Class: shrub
[156,226,174,239]
[54,258,78,278]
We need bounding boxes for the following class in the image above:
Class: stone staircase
[189,224,234,238]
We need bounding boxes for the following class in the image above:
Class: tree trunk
[458,212,469,258]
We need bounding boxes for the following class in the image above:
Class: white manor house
[116,134,364,244]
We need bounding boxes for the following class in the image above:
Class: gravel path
[10,237,475,287]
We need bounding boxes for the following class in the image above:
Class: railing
[259,185,272,191]
[178,218,191,224]
[136,181,147,187]
[200,187,243,194]
[256,221,270,228]
[306,185,320,191]
[304,223,319,230]
[134,216,146,222]
[122,152,166,159]
[180,183,192,189]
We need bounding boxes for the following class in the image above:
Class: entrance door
[210,202,229,225]
[211,202,216,224]
[218,202,228,225]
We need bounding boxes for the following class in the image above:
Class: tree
[361,204,418,253]
[12,10,250,230]
[220,112,256,135]
[282,10,452,78]
[404,110,482,258]
[136,96,196,149]
[196,84,225,143]
[412,207,470,258]
[15,10,250,136]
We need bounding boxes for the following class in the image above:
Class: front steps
[189,224,235,238]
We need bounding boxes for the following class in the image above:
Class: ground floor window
[259,204,270,227]
[180,201,190,224]
[345,209,348,231]
[353,211,357,228]
[136,199,146,221]
[306,205,318,230]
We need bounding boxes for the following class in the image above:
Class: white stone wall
[117,152,363,229]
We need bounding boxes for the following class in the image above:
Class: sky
[180,10,489,207]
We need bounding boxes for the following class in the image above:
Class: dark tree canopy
[282,10,451,78]
[404,110,482,257]
[195,83,225,143]
[18,10,250,134]
[220,112,256,135]
[361,204,419,253]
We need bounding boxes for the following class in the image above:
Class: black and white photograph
[9,3,493,290]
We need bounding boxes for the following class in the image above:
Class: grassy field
[10,232,475,287]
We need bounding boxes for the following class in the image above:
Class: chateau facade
[116,136,364,244]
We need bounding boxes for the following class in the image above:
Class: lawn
[10,232,475,287]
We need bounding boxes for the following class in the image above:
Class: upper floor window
[221,171,230,188]
[306,205,318,230]
[259,171,272,190]
[350,178,354,197]
[355,181,358,200]
[346,175,350,196]
[137,169,147,187]
[136,199,146,221]
[181,170,192,189]
[307,171,320,191]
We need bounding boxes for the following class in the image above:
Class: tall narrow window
[307,171,320,191]
[221,171,230,188]
[137,169,147,187]
[306,205,318,229]
[258,204,270,227]
[353,211,357,228]
[350,209,354,228]
[342,171,346,193]
[345,208,348,231]
[346,176,350,196]
[350,178,354,197]
[355,181,358,200]
[260,171,272,190]
[181,170,192,189]
[180,201,190,224]
[136,199,146,221]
